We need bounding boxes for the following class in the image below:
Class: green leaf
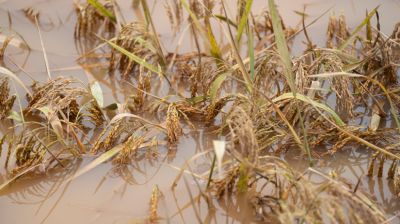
[272,92,345,126]
[338,7,378,50]
[236,0,253,42]
[88,0,116,22]
[268,0,294,92]
[7,110,22,122]
[237,163,249,193]
[247,25,255,80]
[105,39,170,85]
[90,81,104,108]
[209,73,228,103]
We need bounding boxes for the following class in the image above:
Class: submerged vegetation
[1,0,400,223]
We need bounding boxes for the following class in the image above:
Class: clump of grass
[209,157,387,223]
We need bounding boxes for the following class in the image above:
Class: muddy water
[0,0,399,223]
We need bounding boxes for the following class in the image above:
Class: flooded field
[0,0,400,223]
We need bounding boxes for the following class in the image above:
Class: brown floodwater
[0,0,399,223]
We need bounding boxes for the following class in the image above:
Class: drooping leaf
[105,39,170,85]
[69,145,123,181]
[0,164,40,193]
[0,66,31,96]
[272,92,345,126]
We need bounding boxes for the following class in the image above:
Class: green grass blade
[105,39,171,85]
[209,73,228,103]
[338,7,378,50]
[236,0,253,42]
[180,0,207,39]
[88,0,116,22]
[205,15,222,60]
[269,0,312,164]
[214,14,237,28]
[268,0,294,91]
[247,24,255,80]
[273,92,345,126]
[140,0,167,66]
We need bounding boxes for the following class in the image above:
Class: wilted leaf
[369,113,380,132]
[90,81,104,108]
[213,140,226,178]
[7,111,23,122]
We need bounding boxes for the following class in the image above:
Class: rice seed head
[148,185,160,223]
[74,0,116,52]
[109,22,158,79]
[113,135,144,164]
[0,78,16,120]
[166,103,182,144]
[88,101,105,126]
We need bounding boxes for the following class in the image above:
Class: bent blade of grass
[88,0,116,22]
[105,39,170,85]
[180,0,221,60]
[180,0,207,42]
[338,7,378,50]
[214,14,237,28]
[309,71,400,132]
[307,99,400,160]
[209,73,228,103]
[68,145,123,181]
[0,66,31,96]
[0,164,40,193]
[273,92,345,126]
[269,0,312,163]
[236,0,253,43]
[204,15,222,60]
